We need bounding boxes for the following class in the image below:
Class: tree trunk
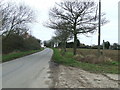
[61,41,65,56]
[64,41,66,52]
[62,40,67,55]
[73,34,77,55]
[73,18,77,55]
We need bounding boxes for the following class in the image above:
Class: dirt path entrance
[50,62,119,88]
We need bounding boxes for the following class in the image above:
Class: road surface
[2,48,53,88]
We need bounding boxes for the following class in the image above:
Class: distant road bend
[2,48,53,88]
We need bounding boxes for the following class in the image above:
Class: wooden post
[103,40,105,56]
[103,40,105,50]
[98,0,101,56]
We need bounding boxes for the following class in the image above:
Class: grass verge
[2,48,44,62]
[52,48,119,74]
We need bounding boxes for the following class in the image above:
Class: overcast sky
[5,0,119,45]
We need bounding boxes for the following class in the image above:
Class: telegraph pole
[98,0,101,56]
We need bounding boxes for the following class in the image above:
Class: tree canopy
[46,0,108,55]
[0,1,35,39]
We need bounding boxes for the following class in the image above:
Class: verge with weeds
[2,48,44,62]
[52,48,119,74]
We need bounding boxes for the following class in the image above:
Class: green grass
[52,48,119,74]
[2,48,44,62]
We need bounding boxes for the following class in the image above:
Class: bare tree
[0,2,35,39]
[47,0,108,55]
[54,29,72,55]
[49,36,59,48]
[46,20,73,54]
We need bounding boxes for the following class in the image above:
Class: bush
[2,34,41,54]
[23,36,41,50]
[2,34,24,54]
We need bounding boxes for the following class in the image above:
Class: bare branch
[0,2,35,37]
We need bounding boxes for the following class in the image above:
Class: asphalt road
[2,48,53,88]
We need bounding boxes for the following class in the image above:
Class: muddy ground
[49,61,119,88]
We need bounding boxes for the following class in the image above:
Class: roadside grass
[52,48,119,74]
[2,48,44,62]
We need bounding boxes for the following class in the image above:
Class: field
[67,48,119,61]
[52,48,119,74]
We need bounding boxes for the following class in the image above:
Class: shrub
[2,34,24,54]
[2,34,41,54]
[23,36,40,50]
